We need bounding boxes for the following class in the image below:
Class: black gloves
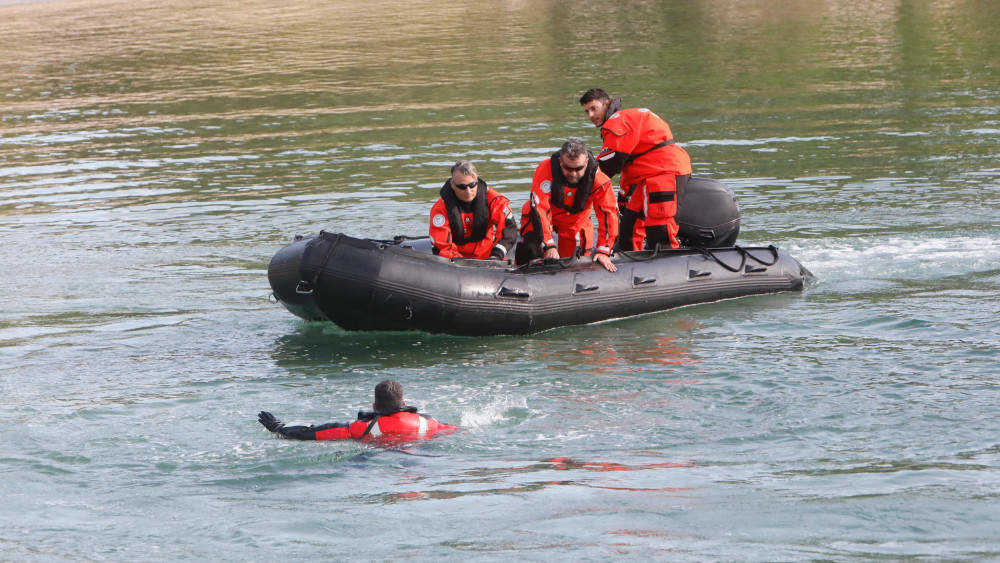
[258,411,285,433]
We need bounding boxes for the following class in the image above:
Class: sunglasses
[452,180,478,190]
[560,162,586,172]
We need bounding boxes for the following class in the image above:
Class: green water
[1,0,998,559]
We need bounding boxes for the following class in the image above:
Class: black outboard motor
[676,176,741,247]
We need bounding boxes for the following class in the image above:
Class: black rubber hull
[268,232,812,336]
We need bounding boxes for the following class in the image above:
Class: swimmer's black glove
[258,411,285,433]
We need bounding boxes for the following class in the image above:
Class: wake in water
[459,395,529,430]
[787,234,1000,282]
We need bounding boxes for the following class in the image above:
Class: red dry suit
[263,408,457,443]
[429,179,518,260]
[597,107,692,250]
[519,153,618,259]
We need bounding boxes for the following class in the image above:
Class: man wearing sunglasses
[516,138,618,272]
[429,160,518,260]
[580,88,692,251]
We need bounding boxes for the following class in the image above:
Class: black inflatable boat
[268,238,812,336]
[267,177,812,335]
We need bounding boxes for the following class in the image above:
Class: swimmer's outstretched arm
[257,411,352,440]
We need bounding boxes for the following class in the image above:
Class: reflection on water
[3,0,997,233]
[364,456,693,503]
[270,315,711,381]
[541,323,702,375]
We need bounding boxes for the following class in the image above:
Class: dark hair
[560,137,588,160]
[374,380,405,413]
[579,88,611,105]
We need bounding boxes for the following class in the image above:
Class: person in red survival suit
[429,159,519,260]
[258,380,457,443]
[580,88,692,251]
[516,137,619,272]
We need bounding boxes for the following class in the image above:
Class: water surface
[1,0,998,559]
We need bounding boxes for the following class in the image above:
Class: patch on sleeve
[432,213,446,227]
[540,180,551,194]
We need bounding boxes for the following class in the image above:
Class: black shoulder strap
[357,404,418,439]
[625,139,675,166]
[360,415,381,438]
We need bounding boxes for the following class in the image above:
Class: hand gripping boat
[267,178,813,335]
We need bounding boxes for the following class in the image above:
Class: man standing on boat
[516,138,618,272]
[429,160,519,260]
[580,88,692,251]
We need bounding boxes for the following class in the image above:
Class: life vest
[313,408,457,442]
[430,180,514,259]
[440,179,490,244]
[547,151,596,214]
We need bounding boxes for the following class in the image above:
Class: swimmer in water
[258,380,457,442]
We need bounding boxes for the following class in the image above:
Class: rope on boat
[615,244,780,271]
[296,231,341,294]
[696,245,780,272]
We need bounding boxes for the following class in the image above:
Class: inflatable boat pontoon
[268,234,812,336]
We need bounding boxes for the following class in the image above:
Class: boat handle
[498,286,530,298]
[745,265,768,273]
[295,281,314,294]
[633,276,656,286]
[688,269,712,279]
[574,283,599,293]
